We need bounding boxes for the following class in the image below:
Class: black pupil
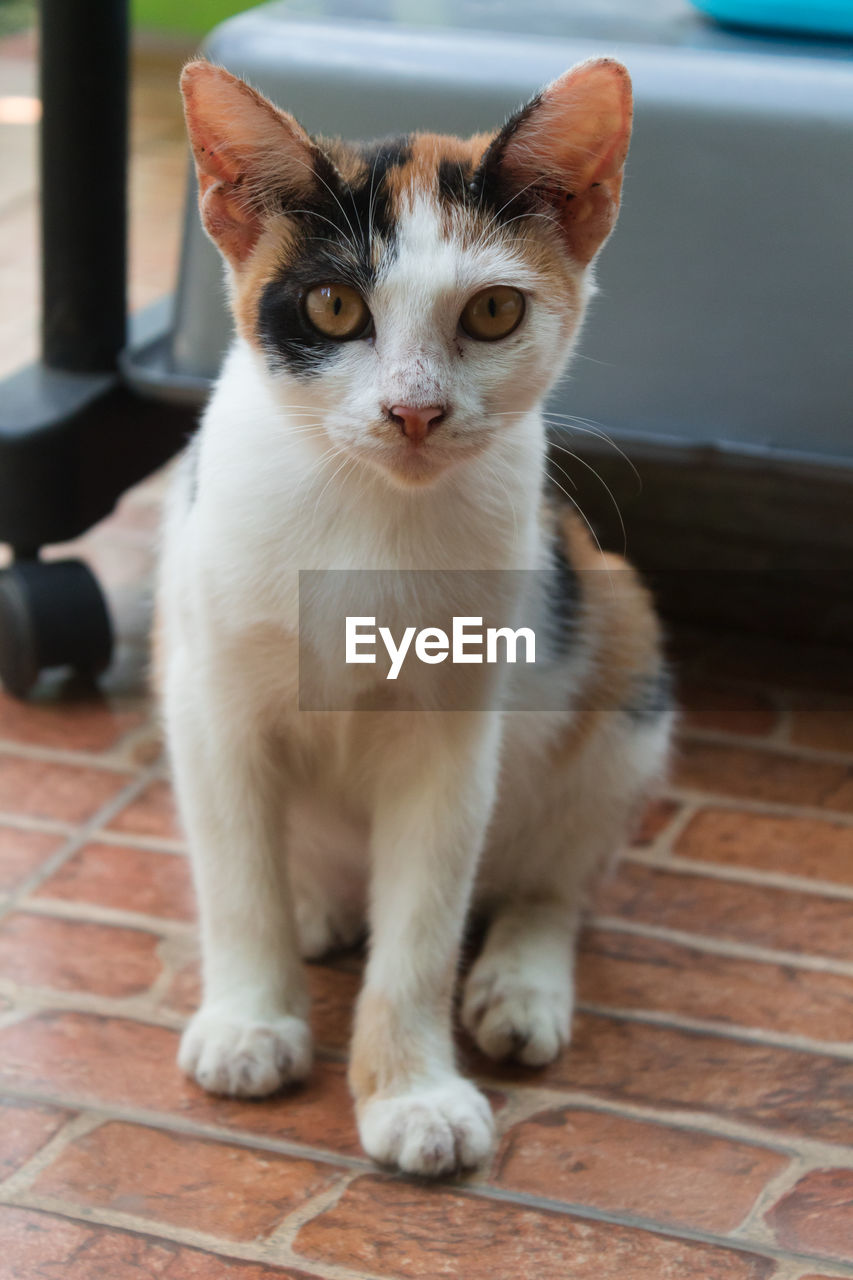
[333,294,342,316]
[488,295,497,318]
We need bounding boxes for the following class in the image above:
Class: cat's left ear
[481,58,633,266]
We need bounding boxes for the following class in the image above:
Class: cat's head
[181,59,632,487]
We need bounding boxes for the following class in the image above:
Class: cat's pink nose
[388,404,446,444]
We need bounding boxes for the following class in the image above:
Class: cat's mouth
[368,434,489,487]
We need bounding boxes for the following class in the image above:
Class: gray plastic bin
[128,0,853,475]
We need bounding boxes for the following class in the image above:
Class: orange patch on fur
[231,215,299,347]
[385,132,491,210]
[321,136,368,188]
[554,508,665,759]
[349,968,456,1105]
[349,989,421,1104]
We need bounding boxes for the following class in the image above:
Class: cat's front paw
[357,1077,494,1176]
[462,961,572,1066]
[179,1008,312,1097]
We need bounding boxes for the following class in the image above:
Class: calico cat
[158,57,672,1176]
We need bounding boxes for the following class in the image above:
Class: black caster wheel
[0,559,113,699]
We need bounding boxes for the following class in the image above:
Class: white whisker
[541,415,641,487]
[310,450,356,528]
[544,463,615,594]
[478,455,519,544]
[278,151,361,259]
[549,439,627,557]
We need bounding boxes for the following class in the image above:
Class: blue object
[691,0,853,39]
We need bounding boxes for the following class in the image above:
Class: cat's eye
[303,283,371,340]
[460,286,525,342]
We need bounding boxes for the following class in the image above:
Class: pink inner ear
[198,187,262,265]
[180,61,319,264]
[182,64,260,187]
[495,58,633,265]
[504,59,633,196]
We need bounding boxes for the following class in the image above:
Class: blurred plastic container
[691,0,853,39]
[131,0,853,473]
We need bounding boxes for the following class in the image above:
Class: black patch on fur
[477,93,544,183]
[469,94,548,212]
[622,663,674,725]
[258,136,411,378]
[437,157,474,204]
[465,93,566,237]
[547,533,581,659]
[361,136,412,183]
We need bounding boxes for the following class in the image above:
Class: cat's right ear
[180,61,320,266]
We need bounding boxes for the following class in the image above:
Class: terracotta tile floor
[3,25,853,1280]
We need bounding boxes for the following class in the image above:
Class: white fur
[159,181,669,1176]
[359,1077,495,1175]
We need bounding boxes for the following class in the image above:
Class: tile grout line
[638,796,701,859]
[105,710,164,768]
[14,827,853,978]
[622,847,853,902]
[0,740,140,772]
[0,762,167,929]
[447,1178,851,1273]
[261,1169,360,1261]
[85,829,187,854]
[474,1084,798,1160]
[4,1191,389,1280]
[5,1075,853,1189]
[12,833,853,935]
[486,1081,563,1149]
[776,1267,852,1280]
[0,1190,319,1271]
[589,914,853,979]
[5,1166,849,1279]
[8,913,853,1070]
[731,1155,812,1249]
[679,725,853,769]
[0,813,74,837]
[574,998,853,1061]
[663,786,853,825]
[8,943,853,1064]
[0,985,188,1030]
[4,1070,853,1271]
[772,704,795,747]
[0,1086,375,1175]
[0,1040,379,1278]
[0,1111,104,1200]
[147,932,197,1008]
[17,895,195,937]
[470,1085,853,1174]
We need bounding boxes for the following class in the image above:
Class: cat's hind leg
[463,511,674,1066]
[462,898,578,1066]
[464,702,672,1066]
